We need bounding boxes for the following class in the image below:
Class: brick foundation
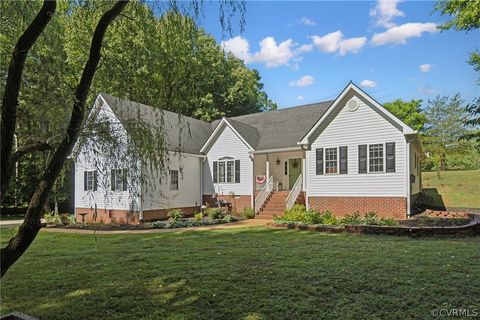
[203,195,252,213]
[142,206,199,222]
[308,196,407,220]
[75,208,139,224]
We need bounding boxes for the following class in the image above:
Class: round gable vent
[347,99,359,111]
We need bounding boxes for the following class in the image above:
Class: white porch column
[266,159,270,179]
[302,157,307,190]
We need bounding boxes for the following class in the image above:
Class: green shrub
[223,215,235,223]
[379,218,399,226]
[167,209,184,221]
[240,207,255,219]
[319,210,338,225]
[44,212,62,224]
[193,212,204,221]
[363,211,380,225]
[274,205,323,224]
[339,212,364,225]
[152,219,226,229]
[205,207,223,219]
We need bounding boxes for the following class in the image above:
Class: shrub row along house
[74,82,423,223]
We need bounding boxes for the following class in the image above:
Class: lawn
[1,227,479,320]
[422,170,480,209]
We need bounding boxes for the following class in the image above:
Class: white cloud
[418,86,434,95]
[221,36,250,62]
[299,17,317,26]
[312,31,367,55]
[295,44,314,54]
[419,63,433,72]
[250,37,295,68]
[371,22,438,46]
[370,0,405,28]
[298,95,305,100]
[360,79,378,88]
[222,36,296,68]
[289,75,315,87]
[338,37,368,55]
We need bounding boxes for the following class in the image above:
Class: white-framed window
[227,160,234,183]
[218,162,225,183]
[170,169,179,191]
[111,168,127,191]
[325,147,338,174]
[369,144,384,172]
[213,158,240,184]
[84,170,96,191]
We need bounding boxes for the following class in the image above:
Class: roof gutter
[249,146,304,154]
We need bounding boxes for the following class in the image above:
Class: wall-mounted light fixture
[276,158,280,165]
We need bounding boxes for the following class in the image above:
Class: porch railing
[255,176,273,214]
[285,173,302,210]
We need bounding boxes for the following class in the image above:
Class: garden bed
[269,218,480,237]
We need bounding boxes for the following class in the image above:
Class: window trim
[215,158,240,184]
[111,168,127,192]
[169,169,179,191]
[368,143,385,173]
[84,170,96,191]
[324,147,339,175]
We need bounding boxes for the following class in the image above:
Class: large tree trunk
[0,0,57,203]
[1,0,129,278]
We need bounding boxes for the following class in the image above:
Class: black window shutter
[111,170,116,191]
[93,171,98,191]
[213,161,218,183]
[235,160,240,183]
[123,169,128,191]
[358,145,367,173]
[340,146,348,174]
[84,171,88,191]
[316,148,324,175]
[386,142,396,172]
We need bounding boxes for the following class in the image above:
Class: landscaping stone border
[268,214,480,237]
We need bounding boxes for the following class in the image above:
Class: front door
[288,158,301,189]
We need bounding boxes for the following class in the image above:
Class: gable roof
[201,100,334,152]
[299,82,415,145]
[100,93,213,155]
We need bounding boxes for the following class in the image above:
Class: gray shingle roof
[100,93,333,153]
[225,101,333,150]
[100,93,213,154]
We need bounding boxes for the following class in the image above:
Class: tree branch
[1,0,129,278]
[12,142,53,163]
[1,0,57,203]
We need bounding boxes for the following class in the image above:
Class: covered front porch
[253,150,306,192]
[252,149,306,215]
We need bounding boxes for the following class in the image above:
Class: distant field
[422,170,480,209]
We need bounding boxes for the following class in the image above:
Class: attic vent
[347,99,359,112]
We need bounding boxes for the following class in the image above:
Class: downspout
[406,141,411,219]
[201,157,207,207]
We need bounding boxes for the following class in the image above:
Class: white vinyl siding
[307,95,407,197]
[410,144,422,195]
[204,125,252,196]
[142,153,202,210]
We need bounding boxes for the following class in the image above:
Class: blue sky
[196,0,479,109]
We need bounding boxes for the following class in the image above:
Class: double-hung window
[213,158,240,183]
[369,144,384,172]
[111,168,127,191]
[84,170,97,191]
[325,148,338,174]
[170,170,179,191]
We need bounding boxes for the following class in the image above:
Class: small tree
[383,99,427,132]
[423,94,468,176]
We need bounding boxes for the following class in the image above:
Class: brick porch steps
[255,191,289,219]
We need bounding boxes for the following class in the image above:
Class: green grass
[1,226,479,320]
[0,214,24,221]
[423,170,480,209]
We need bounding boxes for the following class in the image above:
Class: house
[74,82,423,223]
